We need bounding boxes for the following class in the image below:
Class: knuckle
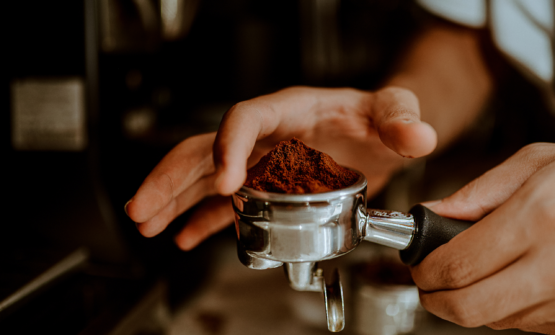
[227,99,264,114]
[517,142,541,155]
[227,100,249,114]
[517,142,551,156]
[449,181,489,220]
[440,256,475,289]
[220,102,241,122]
[374,87,419,118]
[448,182,475,205]
[442,295,482,328]
[515,143,555,167]
[450,305,483,327]
[383,107,412,122]
[223,100,270,129]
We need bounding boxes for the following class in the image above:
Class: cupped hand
[125,86,437,250]
[411,143,555,334]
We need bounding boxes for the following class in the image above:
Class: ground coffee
[244,138,359,194]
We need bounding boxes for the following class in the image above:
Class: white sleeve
[417,0,486,28]
[491,0,553,83]
[418,0,553,85]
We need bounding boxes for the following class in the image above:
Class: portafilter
[231,169,471,332]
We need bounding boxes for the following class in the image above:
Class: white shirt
[418,0,554,91]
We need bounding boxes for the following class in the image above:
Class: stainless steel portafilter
[231,169,472,332]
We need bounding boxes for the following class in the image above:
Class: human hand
[125,86,437,250]
[411,143,555,334]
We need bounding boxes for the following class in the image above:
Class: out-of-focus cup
[351,260,425,335]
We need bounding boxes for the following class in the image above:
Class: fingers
[135,174,218,237]
[409,144,555,330]
[423,142,555,221]
[411,157,555,291]
[371,87,437,158]
[127,133,216,224]
[174,195,235,250]
[411,192,530,292]
[412,159,555,329]
[212,86,437,196]
[418,252,552,328]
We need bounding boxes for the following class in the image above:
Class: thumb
[371,87,437,158]
[422,143,555,221]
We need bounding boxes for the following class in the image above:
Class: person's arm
[125,22,493,250]
[387,22,493,151]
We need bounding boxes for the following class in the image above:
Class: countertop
[168,235,533,335]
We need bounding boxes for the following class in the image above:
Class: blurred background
[3,0,554,334]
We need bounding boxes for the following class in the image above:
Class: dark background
[3,0,554,334]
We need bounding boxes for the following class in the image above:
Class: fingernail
[400,119,414,124]
[421,199,442,208]
[124,199,133,216]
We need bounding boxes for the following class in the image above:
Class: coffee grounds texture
[244,138,359,194]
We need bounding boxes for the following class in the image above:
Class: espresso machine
[232,169,472,332]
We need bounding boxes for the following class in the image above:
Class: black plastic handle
[399,204,473,266]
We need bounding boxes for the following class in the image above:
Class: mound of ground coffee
[244,138,359,194]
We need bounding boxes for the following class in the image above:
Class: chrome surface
[363,208,415,250]
[283,263,344,332]
[284,262,322,292]
[232,170,367,263]
[237,242,283,270]
[231,169,418,332]
[323,268,345,332]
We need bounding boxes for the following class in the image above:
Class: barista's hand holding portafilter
[240,137,473,266]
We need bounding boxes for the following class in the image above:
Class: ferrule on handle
[362,207,415,250]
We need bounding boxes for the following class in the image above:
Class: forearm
[386,22,493,152]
